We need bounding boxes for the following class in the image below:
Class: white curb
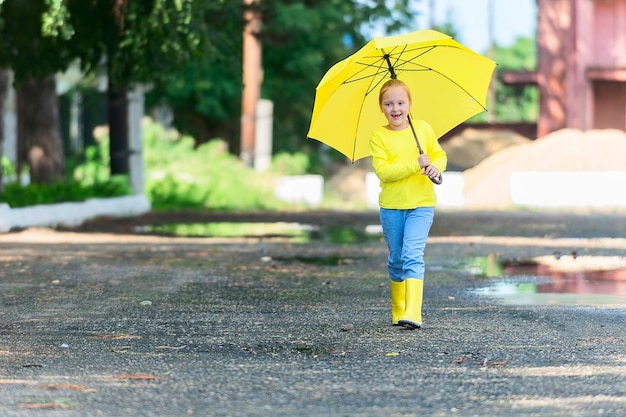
[0,194,151,233]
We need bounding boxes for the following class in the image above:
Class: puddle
[471,255,626,306]
[134,222,383,244]
[135,222,312,241]
[272,255,359,266]
[132,222,624,306]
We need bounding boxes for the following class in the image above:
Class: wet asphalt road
[0,210,625,417]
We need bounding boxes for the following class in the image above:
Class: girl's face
[380,86,410,130]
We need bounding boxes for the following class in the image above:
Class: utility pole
[241,0,262,167]
[429,0,435,29]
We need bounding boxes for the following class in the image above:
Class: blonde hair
[378,78,412,107]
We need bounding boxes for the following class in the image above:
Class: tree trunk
[108,86,129,175]
[17,75,65,184]
[0,70,8,192]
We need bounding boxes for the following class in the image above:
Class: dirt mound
[464,129,626,208]
[442,127,531,170]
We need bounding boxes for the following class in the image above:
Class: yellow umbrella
[307,29,497,162]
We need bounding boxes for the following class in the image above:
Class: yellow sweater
[369,120,447,209]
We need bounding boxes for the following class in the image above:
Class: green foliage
[147,0,416,153]
[0,0,207,85]
[0,0,76,82]
[72,0,204,87]
[144,1,242,147]
[143,119,282,211]
[493,37,538,122]
[270,152,309,176]
[146,173,207,210]
[42,0,73,39]
[0,136,131,208]
[71,136,133,198]
[495,37,536,70]
[1,118,302,211]
[1,118,322,211]
[0,0,210,188]
[1,155,15,178]
[426,8,537,124]
[262,0,413,152]
[461,36,538,124]
[89,175,132,197]
[0,177,130,208]
[73,135,111,185]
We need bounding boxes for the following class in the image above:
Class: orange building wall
[592,0,626,67]
[537,0,573,137]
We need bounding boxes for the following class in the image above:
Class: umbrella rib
[353,64,384,161]
[386,45,440,75]
[391,45,488,110]
[345,66,388,84]
[346,58,391,97]
[348,45,446,89]
[385,44,409,71]
[424,67,488,110]
[348,45,487,108]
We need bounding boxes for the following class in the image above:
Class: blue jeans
[379,207,435,282]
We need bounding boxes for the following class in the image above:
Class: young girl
[369,78,447,329]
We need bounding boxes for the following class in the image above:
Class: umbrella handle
[408,115,443,185]
[420,155,444,185]
[429,173,443,185]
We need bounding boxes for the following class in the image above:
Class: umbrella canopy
[307,29,497,162]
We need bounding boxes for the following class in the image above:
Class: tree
[145,1,243,149]
[147,0,417,156]
[65,0,205,175]
[0,0,75,184]
[0,0,207,183]
[17,75,65,183]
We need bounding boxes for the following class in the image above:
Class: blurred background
[0,0,624,218]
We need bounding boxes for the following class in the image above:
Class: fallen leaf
[20,398,76,409]
[385,352,400,357]
[39,383,95,393]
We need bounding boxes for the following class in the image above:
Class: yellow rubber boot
[390,281,405,326]
[398,278,423,329]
